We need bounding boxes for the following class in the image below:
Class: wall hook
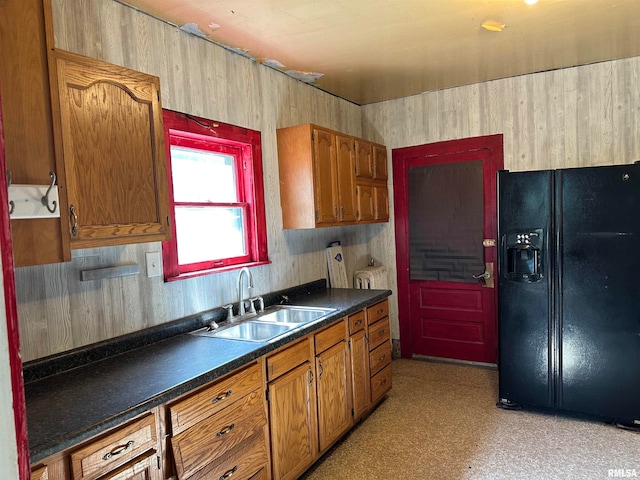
[7,170,14,215]
[41,171,57,214]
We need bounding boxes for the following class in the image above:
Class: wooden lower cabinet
[168,362,269,480]
[367,300,393,405]
[30,300,392,480]
[349,328,371,420]
[268,356,317,480]
[100,451,156,480]
[314,319,351,453]
[316,339,351,452]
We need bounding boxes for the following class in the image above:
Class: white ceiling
[121,0,640,105]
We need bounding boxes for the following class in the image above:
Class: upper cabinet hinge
[166,216,170,226]
[266,389,270,402]
[157,90,160,102]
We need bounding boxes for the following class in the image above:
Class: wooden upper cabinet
[49,49,170,248]
[0,0,71,266]
[354,139,373,179]
[373,144,388,180]
[277,123,388,228]
[335,133,357,223]
[312,127,338,225]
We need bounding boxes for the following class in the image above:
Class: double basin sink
[191,305,336,343]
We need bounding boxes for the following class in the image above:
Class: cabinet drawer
[267,337,312,381]
[368,317,390,351]
[314,319,346,354]
[188,433,268,480]
[369,341,392,376]
[348,310,366,334]
[100,450,155,480]
[31,466,48,480]
[170,362,262,433]
[70,413,157,480]
[172,389,266,479]
[367,299,388,325]
[371,364,392,404]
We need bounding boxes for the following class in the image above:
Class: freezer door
[497,170,554,409]
[559,164,640,424]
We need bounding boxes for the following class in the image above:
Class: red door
[393,135,503,364]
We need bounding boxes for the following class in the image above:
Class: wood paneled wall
[361,57,640,340]
[15,0,371,362]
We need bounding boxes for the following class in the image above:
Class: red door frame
[393,134,504,360]
[0,91,30,476]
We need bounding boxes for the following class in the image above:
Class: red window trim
[162,110,269,280]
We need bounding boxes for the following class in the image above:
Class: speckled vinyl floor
[300,359,640,480]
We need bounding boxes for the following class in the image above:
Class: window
[162,110,268,280]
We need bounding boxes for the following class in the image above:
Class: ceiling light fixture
[481,20,506,32]
[524,0,538,4]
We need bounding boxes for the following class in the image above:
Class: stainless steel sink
[213,322,293,342]
[190,305,336,342]
[255,305,336,324]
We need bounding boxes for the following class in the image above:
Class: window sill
[164,260,271,282]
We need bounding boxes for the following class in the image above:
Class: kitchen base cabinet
[367,300,392,404]
[314,320,352,453]
[70,412,162,480]
[348,310,370,421]
[168,361,269,480]
[267,338,317,480]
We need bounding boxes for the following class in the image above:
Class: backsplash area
[15,228,380,362]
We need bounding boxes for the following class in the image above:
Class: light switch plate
[146,251,162,278]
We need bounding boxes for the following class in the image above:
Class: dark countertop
[25,286,391,463]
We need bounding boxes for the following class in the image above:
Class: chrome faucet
[237,267,254,316]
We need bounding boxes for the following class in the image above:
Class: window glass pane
[408,160,484,283]
[175,206,246,265]
[170,146,238,202]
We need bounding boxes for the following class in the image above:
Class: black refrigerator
[497,163,640,428]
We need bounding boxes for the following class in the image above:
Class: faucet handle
[222,303,235,322]
[250,296,264,313]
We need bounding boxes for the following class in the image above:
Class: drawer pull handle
[212,390,232,404]
[378,330,385,336]
[379,354,386,362]
[354,319,363,327]
[308,365,314,385]
[219,465,238,480]
[318,359,324,380]
[102,440,134,461]
[216,423,236,437]
[380,379,387,386]
[377,308,384,314]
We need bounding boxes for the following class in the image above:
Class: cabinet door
[373,144,388,180]
[349,330,371,420]
[355,184,375,222]
[50,49,170,248]
[312,128,338,225]
[316,341,352,452]
[354,140,373,178]
[0,0,70,266]
[374,185,389,222]
[335,134,356,222]
[268,362,317,480]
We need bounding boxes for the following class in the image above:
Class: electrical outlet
[146,251,162,278]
